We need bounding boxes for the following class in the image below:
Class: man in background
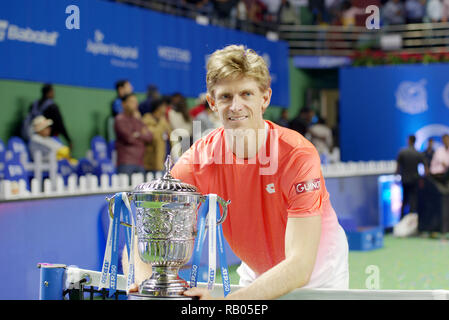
[22,84,72,148]
[395,135,428,237]
[111,80,134,117]
[114,93,152,180]
[430,134,449,183]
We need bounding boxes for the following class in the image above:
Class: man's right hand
[128,283,139,293]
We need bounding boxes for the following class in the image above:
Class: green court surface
[217,235,449,291]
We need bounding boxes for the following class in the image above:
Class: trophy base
[128,293,198,300]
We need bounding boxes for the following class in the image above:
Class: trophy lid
[132,156,199,194]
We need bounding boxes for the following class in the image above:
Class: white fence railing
[0,160,397,201]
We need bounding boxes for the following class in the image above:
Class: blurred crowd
[113,0,449,29]
[275,106,339,164]
[18,81,221,182]
[109,79,220,178]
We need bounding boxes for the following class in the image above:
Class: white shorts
[237,224,349,290]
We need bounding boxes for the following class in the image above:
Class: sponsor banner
[340,64,449,161]
[0,0,289,106]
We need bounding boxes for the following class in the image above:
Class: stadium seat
[3,158,29,190]
[6,136,30,163]
[6,136,33,178]
[90,136,109,162]
[75,158,95,176]
[94,158,116,181]
[57,159,75,186]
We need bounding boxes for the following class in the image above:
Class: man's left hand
[183,287,221,300]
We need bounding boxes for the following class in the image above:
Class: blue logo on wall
[395,79,428,114]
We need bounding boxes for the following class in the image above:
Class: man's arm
[185,215,322,300]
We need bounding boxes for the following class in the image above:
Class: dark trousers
[401,182,418,219]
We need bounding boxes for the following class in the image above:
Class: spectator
[288,106,314,137]
[327,0,345,25]
[309,0,326,24]
[111,79,133,117]
[422,137,435,168]
[22,84,72,147]
[340,0,363,26]
[142,97,172,172]
[167,93,193,160]
[396,135,428,220]
[114,93,153,180]
[442,0,449,21]
[212,0,239,23]
[308,117,333,158]
[194,97,221,137]
[430,134,449,181]
[382,0,406,25]
[425,0,442,22]
[248,0,268,24]
[139,84,161,116]
[276,108,289,127]
[236,0,249,29]
[189,93,208,119]
[261,0,282,22]
[277,0,300,24]
[405,0,426,23]
[28,116,77,165]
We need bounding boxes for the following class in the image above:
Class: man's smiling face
[207,76,272,131]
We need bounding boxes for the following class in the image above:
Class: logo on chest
[295,178,321,194]
[265,183,276,194]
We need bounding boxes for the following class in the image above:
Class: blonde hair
[206,45,271,96]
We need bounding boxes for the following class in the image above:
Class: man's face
[120,81,133,97]
[154,103,167,120]
[123,95,138,114]
[207,76,272,131]
[38,126,52,137]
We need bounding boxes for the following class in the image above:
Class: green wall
[0,58,338,159]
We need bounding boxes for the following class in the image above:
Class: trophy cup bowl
[108,156,229,300]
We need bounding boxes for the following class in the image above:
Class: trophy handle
[216,196,231,225]
[106,194,133,228]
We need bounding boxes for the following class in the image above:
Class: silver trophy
[107,156,230,300]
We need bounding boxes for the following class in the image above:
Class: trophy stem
[135,265,191,299]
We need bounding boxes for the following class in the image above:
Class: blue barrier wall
[0,0,289,106]
[340,64,449,161]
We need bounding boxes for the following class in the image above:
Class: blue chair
[57,159,75,185]
[3,159,29,190]
[6,136,30,163]
[94,158,116,176]
[6,136,32,178]
[76,158,95,176]
[91,136,109,162]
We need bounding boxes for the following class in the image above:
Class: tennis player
[126,45,349,299]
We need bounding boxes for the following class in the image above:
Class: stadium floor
[216,234,449,291]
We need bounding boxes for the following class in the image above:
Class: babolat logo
[0,19,59,46]
[295,178,321,194]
